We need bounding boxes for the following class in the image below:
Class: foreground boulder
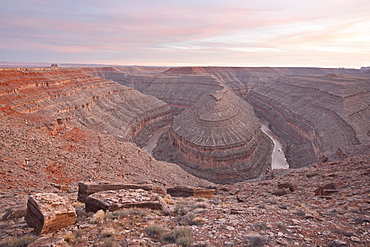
[167,186,215,198]
[85,189,169,214]
[25,193,76,235]
[78,181,166,202]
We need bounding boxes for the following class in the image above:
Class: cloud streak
[0,0,369,67]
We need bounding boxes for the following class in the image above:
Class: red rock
[85,189,169,213]
[78,181,165,202]
[25,193,76,235]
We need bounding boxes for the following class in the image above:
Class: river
[143,124,289,170]
[261,124,289,169]
[143,127,169,154]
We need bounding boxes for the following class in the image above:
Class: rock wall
[0,68,172,142]
[90,66,369,170]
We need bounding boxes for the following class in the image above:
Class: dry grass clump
[103,236,115,247]
[162,227,193,246]
[174,201,190,215]
[91,209,105,223]
[179,213,205,226]
[101,228,116,238]
[145,223,165,237]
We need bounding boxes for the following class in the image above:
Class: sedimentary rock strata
[92,66,369,171]
[85,189,168,213]
[25,193,76,234]
[78,181,165,202]
[169,88,273,183]
[0,68,171,142]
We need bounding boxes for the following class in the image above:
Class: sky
[1,0,369,68]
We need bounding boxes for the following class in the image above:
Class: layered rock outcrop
[25,193,76,234]
[0,68,171,143]
[168,88,273,183]
[93,66,369,170]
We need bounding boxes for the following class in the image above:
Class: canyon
[88,66,370,176]
[0,66,369,246]
[1,66,369,187]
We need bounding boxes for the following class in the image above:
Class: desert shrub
[129,207,147,217]
[0,235,38,247]
[91,210,105,223]
[63,231,75,243]
[175,201,189,215]
[162,227,192,244]
[180,213,204,226]
[103,236,115,247]
[101,228,115,238]
[104,211,114,221]
[146,223,165,237]
[176,236,194,247]
[114,209,130,219]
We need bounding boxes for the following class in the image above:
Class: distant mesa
[168,88,273,183]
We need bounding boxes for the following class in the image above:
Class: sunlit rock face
[0,68,172,142]
[169,88,273,183]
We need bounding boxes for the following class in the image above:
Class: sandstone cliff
[90,66,369,171]
[0,68,172,142]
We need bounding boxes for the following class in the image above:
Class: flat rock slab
[78,181,165,202]
[25,193,76,235]
[167,186,215,198]
[85,189,168,213]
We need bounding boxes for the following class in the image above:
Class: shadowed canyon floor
[0,66,369,246]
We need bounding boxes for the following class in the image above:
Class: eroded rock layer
[92,67,369,170]
[0,68,172,142]
[169,88,273,183]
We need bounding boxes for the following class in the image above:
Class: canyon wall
[0,68,171,142]
[90,67,369,171]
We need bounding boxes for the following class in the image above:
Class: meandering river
[261,124,289,169]
[143,124,289,170]
[143,127,169,154]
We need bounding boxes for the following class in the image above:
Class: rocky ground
[0,113,213,192]
[1,153,369,246]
